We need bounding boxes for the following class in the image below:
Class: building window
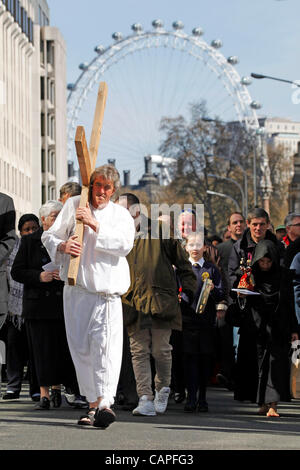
[20,6,24,32]
[41,149,45,172]
[40,39,45,65]
[42,184,46,204]
[50,81,55,104]
[43,12,49,26]
[13,0,20,23]
[47,41,54,66]
[17,0,21,26]
[48,185,56,200]
[48,151,56,175]
[41,77,45,100]
[47,79,55,104]
[5,0,13,14]
[28,17,33,43]
[41,113,45,137]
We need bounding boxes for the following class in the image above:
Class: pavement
[1,383,300,452]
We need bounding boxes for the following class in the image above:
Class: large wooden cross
[67,82,108,286]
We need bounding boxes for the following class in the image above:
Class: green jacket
[122,216,197,336]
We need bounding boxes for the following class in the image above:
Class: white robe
[41,197,135,405]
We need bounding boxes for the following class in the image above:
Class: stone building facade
[0,0,67,222]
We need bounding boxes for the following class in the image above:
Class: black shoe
[198,401,208,412]
[216,373,229,388]
[72,395,88,409]
[93,408,116,428]
[184,402,197,413]
[64,390,88,408]
[31,393,41,402]
[34,397,50,410]
[2,391,20,400]
[51,389,62,408]
[113,402,137,411]
[174,392,186,404]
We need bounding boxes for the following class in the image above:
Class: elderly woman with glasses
[11,201,78,410]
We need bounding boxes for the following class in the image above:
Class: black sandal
[77,408,97,426]
[93,408,116,428]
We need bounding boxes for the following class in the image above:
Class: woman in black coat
[226,239,298,417]
[11,201,78,410]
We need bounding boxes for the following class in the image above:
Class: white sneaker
[132,395,156,416]
[154,387,170,414]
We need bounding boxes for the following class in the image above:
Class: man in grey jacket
[0,192,17,331]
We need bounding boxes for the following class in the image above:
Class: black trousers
[170,330,185,394]
[256,334,291,405]
[116,327,138,405]
[216,316,236,381]
[184,352,213,403]
[6,320,39,395]
[26,318,78,389]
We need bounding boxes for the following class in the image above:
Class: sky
[47,0,300,181]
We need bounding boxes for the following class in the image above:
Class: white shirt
[41,196,135,295]
[189,257,205,267]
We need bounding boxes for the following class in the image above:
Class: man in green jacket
[118,194,197,416]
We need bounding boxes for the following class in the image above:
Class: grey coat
[0,193,17,329]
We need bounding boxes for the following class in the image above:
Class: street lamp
[208,173,246,215]
[251,73,300,87]
[251,72,299,213]
[206,190,241,211]
[202,117,249,215]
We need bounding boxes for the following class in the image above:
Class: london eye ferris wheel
[66,20,262,185]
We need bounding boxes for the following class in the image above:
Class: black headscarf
[18,213,40,232]
[251,240,281,307]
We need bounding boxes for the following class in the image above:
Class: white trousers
[63,285,123,407]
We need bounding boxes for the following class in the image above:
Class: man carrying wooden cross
[42,164,135,427]
[42,84,135,428]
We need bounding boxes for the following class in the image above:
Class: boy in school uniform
[179,232,225,412]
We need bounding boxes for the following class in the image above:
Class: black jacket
[226,240,298,343]
[11,228,64,320]
[217,238,237,300]
[179,261,225,355]
[228,228,284,291]
[284,237,300,268]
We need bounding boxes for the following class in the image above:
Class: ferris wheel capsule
[131,23,143,33]
[256,127,265,135]
[227,56,239,65]
[152,19,164,29]
[192,27,204,36]
[250,100,262,109]
[172,21,184,30]
[211,39,222,48]
[67,83,76,91]
[79,62,89,71]
[94,45,105,54]
[112,32,123,41]
[241,77,252,86]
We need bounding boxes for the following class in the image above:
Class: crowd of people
[0,165,300,429]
